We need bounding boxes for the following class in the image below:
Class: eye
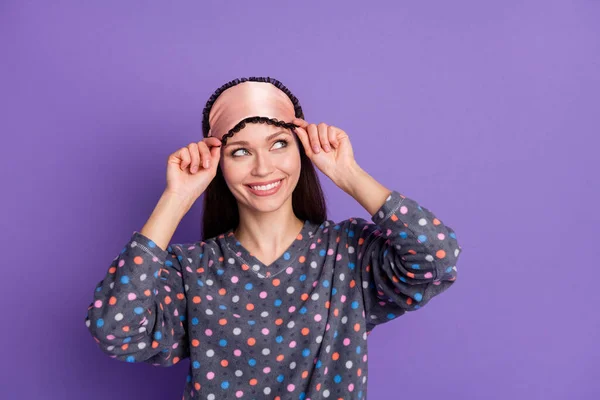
[231,148,249,157]
[272,139,288,150]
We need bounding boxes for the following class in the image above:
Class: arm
[341,165,461,332]
[85,191,195,366]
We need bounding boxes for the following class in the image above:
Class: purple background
[1,1,598,399]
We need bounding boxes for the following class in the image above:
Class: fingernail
[313,145,320,153]
[323,145,331,152]
[191,166,198,173]
[204,160,210,168]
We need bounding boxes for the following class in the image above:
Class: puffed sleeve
[85,231,191,366]
[348,190,461,332]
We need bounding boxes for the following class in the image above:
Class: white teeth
[250,180,281,191]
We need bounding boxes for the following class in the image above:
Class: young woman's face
[219,123,301,215]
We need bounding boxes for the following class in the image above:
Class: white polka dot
[206,279,213,286]
[339,273,345,281]
[140,274,147,281]
[252,264,260,271]
[232,295,240,303]
[378,211,384,219]
[235,370,243,377]
[289,361,296,369]
[323,389,330,397]
[348,246,355,254]
[261,311,269,317]
[311,293,319,300]
[206,349,214,357]
[316,335,323,343]
[346,361,353,369]
[287,321,295,329]
[233,328,241,335]
[287,286,295,294]
[206,309,213,315]
[208,394,215,400]
[138,342,146,349]
[114,313,123,321]
[418,218,427,226]
[139,327,146,333]
[425,255,434,262]
[310,261,317,268]
[341,316,348,324]
[107,345,114,351]
[263,387,271,394]
[228,258,235,264]
[262,348,270,355]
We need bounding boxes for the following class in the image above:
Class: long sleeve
[85,231,190,366]
[348,190,461,332]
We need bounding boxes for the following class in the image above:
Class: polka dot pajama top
[85,190,461,399]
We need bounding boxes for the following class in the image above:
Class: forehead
[226,122,292,142]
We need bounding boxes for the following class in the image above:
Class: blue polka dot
[414,292,423,302]
[221,381,229,389]
[219,339,227,347]
[283,252,291,260]
[192,317,199,325]
[348,263,355,270]
[411,264,420,269]
[319,249,326,256]
[193,361,200,369]
[276,336,283,343]
[299,274,306,281]
[316,360,322,368]
[302,348,310,357]
[120,276,129,284]
[277,374,285,382]
[274,299,282,306]
[123,337,131,343]
[134,307,144,315]
[245,283,253,290]
[147,241,156,248]
[387,313,396,319]
[126,356,135,362]
[249,358,256,366]
[351,301,359,309]
[154,331,162,340]
[96,318,104,328]
[165,260,173,267]
[334,375,342,383]
[399,231,408,239]
[418,234,427,242]
[322,280,330,288]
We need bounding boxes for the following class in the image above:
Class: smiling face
[219,123,302,216]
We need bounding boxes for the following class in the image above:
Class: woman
[85,76,461,400]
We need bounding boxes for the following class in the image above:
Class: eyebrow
[223,130,291,148]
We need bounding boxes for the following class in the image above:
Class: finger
[180,148,191,171]
[187,143,200,173]
[328,126,339,149]
[292,125,313,157]
[318,123,331,152]
[307,124,321,153]
[292,117,309,128]
[204,136,223,148]
[197,142,212,169]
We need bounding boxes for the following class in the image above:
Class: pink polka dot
[327,248,334,255]
[286,267,294,274]
[186,266,193,273]
[106,334,115,340]
[172,343,179,349]
[206,295,213,300]
[164,285,171,292]
[341,295,346,302]
[207,372,214,379]
[289,306,296,313]
[94,300,102,308]
[128,293,136,301]
[400,205,408,214]
[234,349,241,356]
[310,243,316,249]
[236,391,243,398]
[343,338,351,346]
[208,260,214,267]
[314,314,322,322]
[363,354,368,362]
[289,341,297,348]
[262,328,269,335]
[336,254,342,261]
[348,383,354,391]
[205,329,213,336]
[438,233,446,240]
[287,384,295,392]
[152,256,159,262]
[231,276,239,283]
[236,252,242,257]
[259,291,268,299]
[118,259,125,267]
[263,367,271,373]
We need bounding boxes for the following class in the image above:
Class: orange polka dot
[133,256,144,265]
[219,288,226,295]
[173,357,180,364]
[358,238,365,245]
[249,378,258,386]
[407,272,415,279]
[316,383,321,391]
[177,293,185,300]
[241,264,249,271]
[194,383,201,390]
[247,337,256,346]
[144,289,151,297]
[391,214,399,222]
[436,249,446,259]
[193,296,201,304]
[357,368,362,376]
[273,279,280,287]
[325,301,330,309]
[334,308,339,316]
[297,233,303,240]
[406,297,413,305]
[354,323,360,332]
[336,236,341,243]
[109,296,117,305]
[332,352,339,360]
[301,293,309,301]
[350,280,356,288]
[196,267,204,273]
[108,267,116,274]
[275,318,283,325]
[219,319,227,325]
[276,354,284,361]
[299,256,306,263]
[221,360,228,367]
[192,339,200,347]
[246,303,254,311]
[433,218,441,225]
[122,326,130,332]
[301,328,310,335]
[164,296,172,304]
[302,370,308,378]
[151,341,159,348]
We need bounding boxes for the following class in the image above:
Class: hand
[291,118,359,189]
[165,137,222,202]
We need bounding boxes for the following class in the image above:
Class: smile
[246,179,284,196]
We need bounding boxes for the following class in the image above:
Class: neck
[234,201,304,257]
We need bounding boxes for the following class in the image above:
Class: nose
[251,150,275,177]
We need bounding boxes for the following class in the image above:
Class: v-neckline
[222,219,318,278]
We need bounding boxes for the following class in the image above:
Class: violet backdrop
[1,1,598,399]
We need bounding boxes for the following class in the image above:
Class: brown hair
[200,76,327,240]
